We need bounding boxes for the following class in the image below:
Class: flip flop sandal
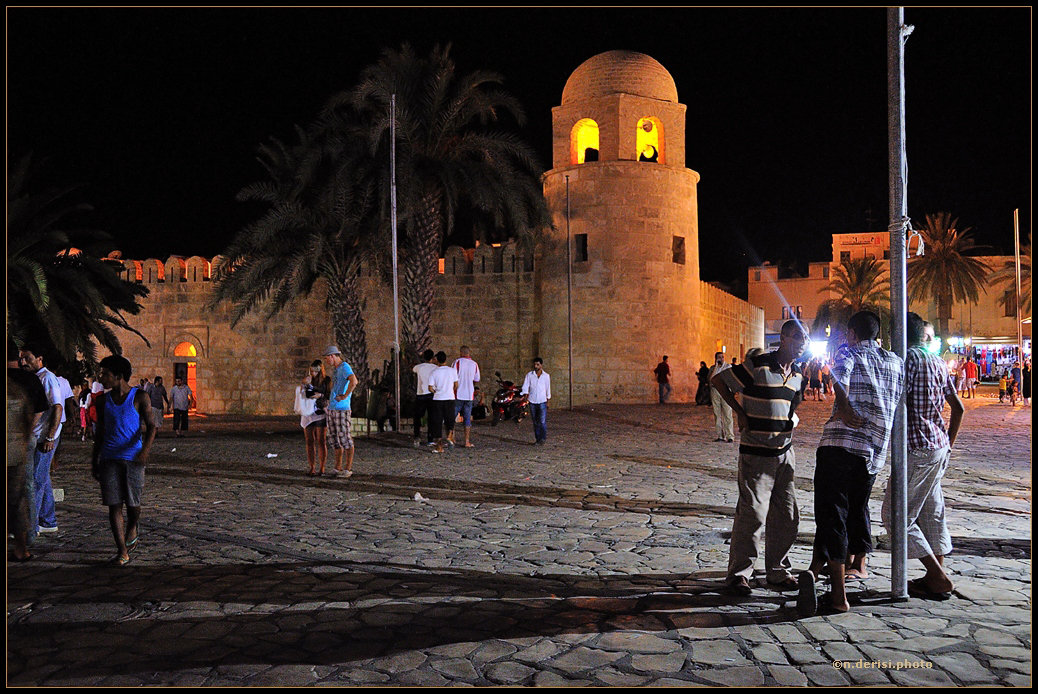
[126,536,139,553]
[110,555,132,566]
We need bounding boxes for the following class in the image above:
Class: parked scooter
[491,371,529,426]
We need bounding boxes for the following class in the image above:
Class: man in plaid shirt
[880,313,964,600]
[798,311,905,615]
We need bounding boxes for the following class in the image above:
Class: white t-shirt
[428,365,459,401]
[413,362,438,396]
[452,357,480,401]
[56,376,74,423]
[34,367,65,440]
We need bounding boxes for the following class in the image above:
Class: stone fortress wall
[114,243,539,416]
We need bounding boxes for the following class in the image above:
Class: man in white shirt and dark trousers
[521,357,551,445]
[451,346,481,448]
[412,350,437,448]
[427,351,459,454]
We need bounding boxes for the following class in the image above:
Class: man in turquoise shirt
[322,345,358,478]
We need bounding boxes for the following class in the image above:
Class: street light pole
[1014,209,1023,361]
[887,7,912,600]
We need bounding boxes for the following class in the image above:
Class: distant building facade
[748,231,1031,369]
[114,50,764,414]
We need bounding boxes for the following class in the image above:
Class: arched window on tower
[571,118,600,165]
[636,117,663,163]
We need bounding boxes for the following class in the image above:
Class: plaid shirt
[905,347,956,450]
[819,339,905,474]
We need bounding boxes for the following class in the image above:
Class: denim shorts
[455,399,474,427]
[99,459,146,507]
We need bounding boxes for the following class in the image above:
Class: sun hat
[322,345,342,356]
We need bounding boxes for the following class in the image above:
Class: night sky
[7,7,1031,286]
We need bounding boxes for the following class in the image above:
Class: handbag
[294,386,317,416]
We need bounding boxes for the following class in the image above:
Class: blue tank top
[100,387,144,461]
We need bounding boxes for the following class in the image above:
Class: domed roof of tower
[561,50,678,105]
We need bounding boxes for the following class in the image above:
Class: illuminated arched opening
[173,341,198,411]
[636,117,663,163]
[570,118,600,165]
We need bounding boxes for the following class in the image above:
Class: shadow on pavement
[7,559,800,679]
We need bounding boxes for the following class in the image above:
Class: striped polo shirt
[717,351,805,457]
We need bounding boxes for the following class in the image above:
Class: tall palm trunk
[401,190,444,366]
[327,260,371,398]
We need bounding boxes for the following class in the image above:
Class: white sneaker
[342,470,353,478]
[38,525,58,534]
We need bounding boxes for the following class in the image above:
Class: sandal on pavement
[126,536,139,553]
[767,576,800,591]
[908,578,952,601]
[110,555,132,566]
[818,594,851,614]
[728,576,752,596]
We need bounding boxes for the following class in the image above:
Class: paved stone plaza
[7,389,1031,686]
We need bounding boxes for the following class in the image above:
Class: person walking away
[695,361,711,405]
[521,357,551,444]
[301,359,331,476]
[322,346,358,477]
[18,346,64,535]
[78,384,92,440]
[169,377,195,437]
[149,376,169,431]
[708,352,734,442]
[7,343,49,559]
[1022,359,1031,405]
[412,350,437,448]
[91,355,156,565]
[1010,361,1022,406]
[881,314,964,600]
[427,351,459,454]
[712,321,808,596]
[654,356,672,404]
[797,311,904,616]
[452,346,481,447]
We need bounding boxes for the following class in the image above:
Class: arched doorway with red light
[173,341,199,412]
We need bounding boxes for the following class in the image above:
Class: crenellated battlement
[115,240,535,286]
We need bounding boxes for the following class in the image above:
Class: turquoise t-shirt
[329,361,355,411]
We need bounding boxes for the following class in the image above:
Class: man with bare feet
[798,311,904,616]
[92,355,156,565]
[880,314,963,600]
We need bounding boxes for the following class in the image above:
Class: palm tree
[812,256,891,350]
[906,212,989,337]
[209,125,379,393]
[990,230,1031,318]
[7,154,149,373]
[321,43,552,365]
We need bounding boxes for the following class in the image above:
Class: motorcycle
[491,371,529,426]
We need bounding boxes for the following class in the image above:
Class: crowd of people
[8,324,1028,607]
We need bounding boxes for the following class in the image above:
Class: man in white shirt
[19,346,65,534]
[412,349,437,448]
[521,357,551,445]
[451,345,481,448]
[708,351,735,442]
[427,351,459,454]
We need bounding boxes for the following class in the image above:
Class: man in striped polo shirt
[712,320,808,596]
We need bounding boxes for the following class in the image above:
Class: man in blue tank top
[91,355,156,565]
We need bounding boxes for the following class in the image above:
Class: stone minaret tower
[539,50,703,405]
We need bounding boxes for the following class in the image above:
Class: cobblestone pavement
[7,387,1031,686]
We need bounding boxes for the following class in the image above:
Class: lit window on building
[636,117,662,163]
[571,118,600,165]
